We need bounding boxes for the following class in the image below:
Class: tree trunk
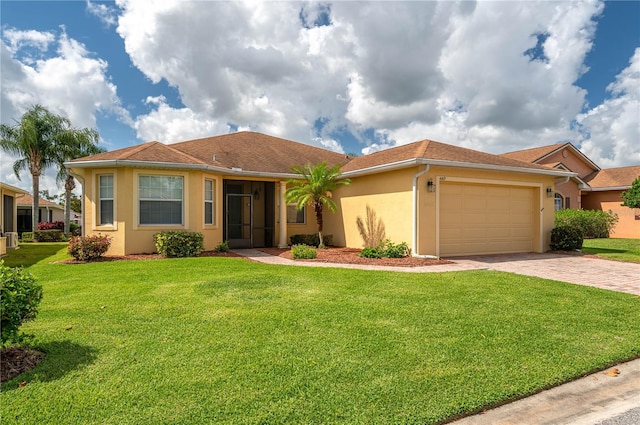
[314,202,324,248]
[64,175,75,236]
[31,173,40,233]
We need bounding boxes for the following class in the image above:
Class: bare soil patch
[1,347,45,383]
[259,247,453,267]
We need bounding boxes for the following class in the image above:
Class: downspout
[69,171,85,237]
[412,165,438,259]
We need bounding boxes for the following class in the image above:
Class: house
[66,132,574,257]
[501,143,640,239]
[16,194,65,235]
[1,182,28,254]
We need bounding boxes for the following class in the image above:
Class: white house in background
[1,182,28,254]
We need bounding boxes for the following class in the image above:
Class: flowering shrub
[38,221,64,231]
[68,234,112,261]
[153,231,204,257]
[1,260,43,345]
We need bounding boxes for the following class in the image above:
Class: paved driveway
[451,253,640,296]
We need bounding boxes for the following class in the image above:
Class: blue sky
[1,0,639,194]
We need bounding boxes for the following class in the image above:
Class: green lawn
[1,245,639,424]
[582,238,640,262]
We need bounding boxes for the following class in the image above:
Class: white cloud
[2,28,54,54]
[86,1,119,27]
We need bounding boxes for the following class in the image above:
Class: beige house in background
[1,182,28,255]
[502,143,640,239]
[67,132,574,257]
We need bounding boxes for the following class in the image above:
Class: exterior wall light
[427,179,435,193]
[546,187,553,198]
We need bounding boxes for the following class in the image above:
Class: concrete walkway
[232,250,640,295]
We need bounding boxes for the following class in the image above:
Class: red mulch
[1,347,45,383]
[60,250,241,264]
[259,247,453,267]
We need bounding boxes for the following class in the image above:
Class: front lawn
[582,238,640,262]
[1,245,639,424]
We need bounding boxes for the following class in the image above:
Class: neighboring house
[16,194,65,235]
[1,181,28,254]
[66,132,574,257]
[501,143,640,239]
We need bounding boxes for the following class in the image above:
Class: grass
[1,244,639,424]
[582,238,640,262]
[1,242,69,268]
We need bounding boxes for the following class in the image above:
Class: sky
[1,0,639,195]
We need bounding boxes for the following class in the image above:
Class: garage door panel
[440,182,536,256]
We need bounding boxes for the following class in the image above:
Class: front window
[554,193,563,211]
[99,175,114,225]
[287,204,306,224]
[139,175,183,225]
[204,179,215,225]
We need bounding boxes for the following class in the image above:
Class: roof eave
[582,185,630,192]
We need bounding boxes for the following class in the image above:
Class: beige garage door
[439,182,535,256]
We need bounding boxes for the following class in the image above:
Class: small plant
[21,232,34,242]
[34,229,65,242]
[291,244,317,259]
[360,246,384,258]
[0,260,43,346]
[214,240,229,253]
[154,231,204,257]
[550,226,584,251]
[68,234,112,261]
[383,240,410,258]
[356,205,386,248]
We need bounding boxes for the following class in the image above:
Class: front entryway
[223,181,275,249]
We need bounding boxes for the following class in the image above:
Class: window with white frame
[98,174,114,225]
[287,204,306,224]
[139,175,183,225]
[554,193,563,211]
[204,179,215,225]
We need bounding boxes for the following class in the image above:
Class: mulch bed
[259,247,453,267]
[1,347,45,384]
[60,250,241,264]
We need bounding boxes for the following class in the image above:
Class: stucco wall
[582,190,640,239]
[539,149,597,179]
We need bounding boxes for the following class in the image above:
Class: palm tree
[0,105,69,232]
[54,127,103,236]
[285,162,351,248]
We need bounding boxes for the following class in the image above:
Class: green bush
[68,234,112,261]
[383,240,410,258]
[554,209,619,238]
[0,260,43,346]
[21,232,34,242]
[291,244,317,259]
[154,231,204,257]
[214,240,230,253]
[550,226,584,251]
[34,229,64,242]
[360,246,384,258]
[289,234,332,247]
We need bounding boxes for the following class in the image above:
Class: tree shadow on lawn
[1,340,98,390]
[2,243,67,268]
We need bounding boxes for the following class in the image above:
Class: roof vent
[213,154,217,161]
[231,167,242,171]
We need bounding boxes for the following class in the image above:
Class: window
[139,176,183,225]
[204,179,215,225]
[287,204,306,224]
[565,196,571,209]
[99,175,114,225]
[554,193,563,211]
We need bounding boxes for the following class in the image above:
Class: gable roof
[583,165,640,190]
[69,132,349,177]
[1,182,28,195]
[17,194,64,209]
[341,139,566,176]
[501,142,600,172]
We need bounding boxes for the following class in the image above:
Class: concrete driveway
[451,253,640,296]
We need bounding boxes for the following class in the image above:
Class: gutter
[582,186,631,192]
[412,165,438,259]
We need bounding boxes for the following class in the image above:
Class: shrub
[554,209,619,238]
[21,232,34,243]
[214,240,229,253]
[291,244,317,259]
[356,205,386,248]
[34,229,64,242]
[70,222,80,236]
[68,234,112,261]
[383,240,410,258]
[37,221,64,231]
[360,246,384,258]
[154,231,204,257]
[0,261,43,346]
[550,226,584,251]
[289,234,332,247]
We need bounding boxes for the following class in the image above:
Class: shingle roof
[584,166,640,189]
[17,194,64,209]
[500,143,569,163]
[341,139,555,173]
[71,132,349,173]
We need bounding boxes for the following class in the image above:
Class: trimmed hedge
[554,209,618,238]
[550,226,584,251]
[0,261,43,345]
[154,231,204,257]
[34,230,64,242]
[289,234,332,247]
[291,244,317,259]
